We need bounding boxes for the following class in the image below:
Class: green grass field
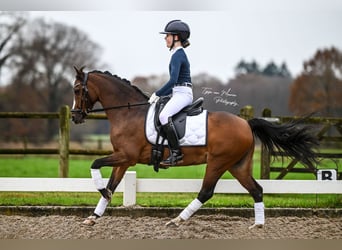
[2,152,338,179]
[0,152,341,208]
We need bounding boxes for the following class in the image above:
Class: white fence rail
[1,171,341,206]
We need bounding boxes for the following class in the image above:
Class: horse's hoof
[165,216,184,227]
[83,216,97,226]
[248,223,264,230]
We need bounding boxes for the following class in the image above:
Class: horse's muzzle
[71,109,86,124]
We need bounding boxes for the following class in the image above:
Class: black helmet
[160,20,190,42]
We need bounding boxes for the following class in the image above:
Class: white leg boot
[166,198,203,226]
[249,202,265,229]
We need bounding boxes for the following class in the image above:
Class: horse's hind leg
[228,151,265,229]
[240,176,264,229]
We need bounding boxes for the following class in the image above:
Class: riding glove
[148,92,160,104]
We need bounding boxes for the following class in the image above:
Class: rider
[148,19,193,166]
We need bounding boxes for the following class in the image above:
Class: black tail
[248,117,319,168]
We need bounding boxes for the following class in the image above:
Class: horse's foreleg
[83,153,129,226]
[92,167,119,217]
[90,153,128,199]
[84,166,129,226]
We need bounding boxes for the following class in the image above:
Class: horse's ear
[74,66,86,78]
[74,66,80,75]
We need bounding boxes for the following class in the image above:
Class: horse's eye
[74,89,80,95]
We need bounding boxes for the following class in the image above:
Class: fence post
[123,171,137,206]
[260,108,272,179]
[59,105,70,178]
[239,105,254,120]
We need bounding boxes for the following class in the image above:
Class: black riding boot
[160,122,183,166]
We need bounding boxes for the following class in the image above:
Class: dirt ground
[0,214,341,239]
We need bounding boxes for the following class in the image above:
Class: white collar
[171,46,183,54]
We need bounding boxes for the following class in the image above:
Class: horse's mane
[90,70,149,99]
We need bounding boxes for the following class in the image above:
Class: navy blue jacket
[156,48,191,96]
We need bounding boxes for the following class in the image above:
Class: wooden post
[59,105,70,178]
[239,105,254,120]
[239,106,254,171]
[97,138,103,150]
[260,144,270,179]
[260,108,271,179]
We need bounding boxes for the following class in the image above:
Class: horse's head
[71,66,150,124]
[71,66,96,124]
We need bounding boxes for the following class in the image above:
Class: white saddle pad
[145,103,208,146]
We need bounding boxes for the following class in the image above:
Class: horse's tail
[248,117,319,168]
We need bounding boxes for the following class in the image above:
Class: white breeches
[159,86,193,125]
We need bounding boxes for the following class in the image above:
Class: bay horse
[71,67,318,228]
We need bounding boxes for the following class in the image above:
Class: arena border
[0,206,341,218]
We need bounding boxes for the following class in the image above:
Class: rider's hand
[148,92,160,104]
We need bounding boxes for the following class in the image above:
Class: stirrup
[160,151,183,166]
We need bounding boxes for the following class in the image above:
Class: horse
[71,66,319,228]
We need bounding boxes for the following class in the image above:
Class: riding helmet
[160,20,190,43]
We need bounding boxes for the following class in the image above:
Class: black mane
[90,70,149,99]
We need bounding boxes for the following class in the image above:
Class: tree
[3,17,103,141]
[279,62,291,78]
[289,47,342,117]
[235,59,261,75]
[0,12,27,84]
[11,17,102,110]
[235,59,291,77]
[262,61,279,76]
[235,59,248,75]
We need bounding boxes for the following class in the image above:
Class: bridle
[71,72,149,116]
[71,72,92,116]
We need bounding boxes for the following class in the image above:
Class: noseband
[71,72,91,116]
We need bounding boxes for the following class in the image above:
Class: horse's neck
[97,78,145,106]
[96,78,148,120]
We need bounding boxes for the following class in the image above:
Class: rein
[88,102,150,113]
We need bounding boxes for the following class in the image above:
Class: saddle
[154,96,204,139]
[151,96,204,172]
